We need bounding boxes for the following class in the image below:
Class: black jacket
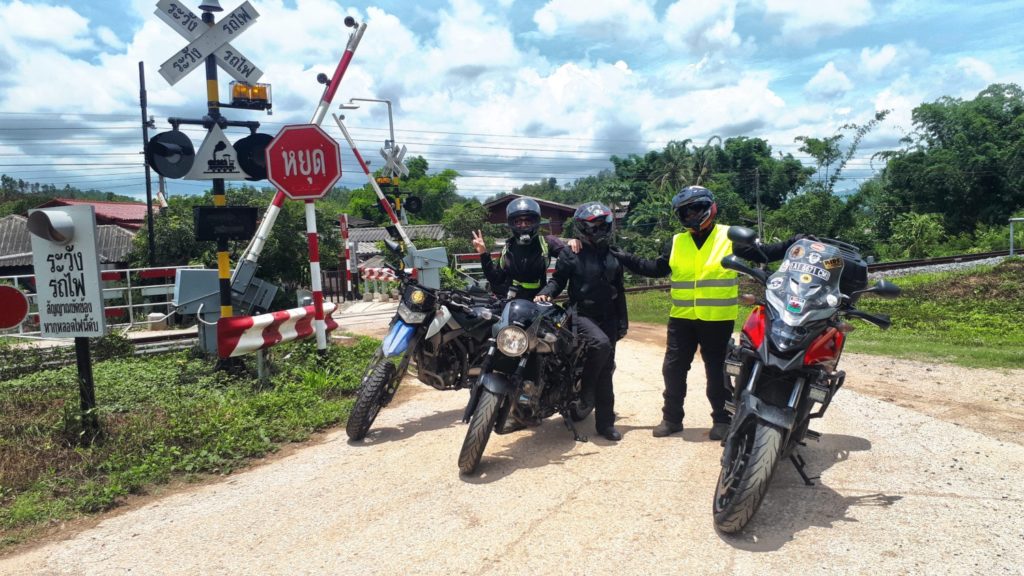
[538,246,629,340]
[480,234,567,300]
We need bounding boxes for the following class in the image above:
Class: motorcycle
[712,226,900,533]
[458,297,593,474]
[346,241,501,441]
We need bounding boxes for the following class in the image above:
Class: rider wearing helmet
[473,197,570,301]
[535,201,628,442]
[610,185,737,440]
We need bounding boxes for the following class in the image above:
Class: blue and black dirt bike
[346,241,501,441]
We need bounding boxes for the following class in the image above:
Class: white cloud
[859,42,928,78]
[763,0,874,44]
[663,0,742,53]
[533,0,657,40]
[805,61,853,99]
[96,26,124,51]
[0,0,94,51]
[955,56,997,84]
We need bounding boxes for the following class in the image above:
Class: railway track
[5,248,1011,368]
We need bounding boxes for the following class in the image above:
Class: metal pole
[1011,218,1023,256]
[139,62,156,266]
[305,201,328,354]
[75,337,99,443]
[202,9,232,325]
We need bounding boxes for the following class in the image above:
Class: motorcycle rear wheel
[712,421,783,533]
[346,361,398,441]
[458,389,501,474]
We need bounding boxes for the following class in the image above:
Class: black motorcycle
[458,298,592,474]
[712,226,900,533]
[346,242,500,441]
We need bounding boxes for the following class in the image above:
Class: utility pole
[754,167,763,239]
[138,61,157,266]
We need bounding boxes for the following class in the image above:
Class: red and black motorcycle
[712,226,900,533]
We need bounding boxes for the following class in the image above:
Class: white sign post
[156,0,262,86]
[29,206,107,338]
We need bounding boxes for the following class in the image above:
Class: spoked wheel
[346,361,398,441]
[712,421,783,533]
[458,388,502,475]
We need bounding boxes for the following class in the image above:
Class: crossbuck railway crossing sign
[155,0,264,86]
[380,144,409,177]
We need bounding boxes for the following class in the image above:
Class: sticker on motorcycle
[800,274,813,283]
[786,295,806,312]
[789,245,805,259]
[779,261,790,272]
[768,277,784,290]
[826,294,839,306]
[810,242,827,252]
[787,261,831,280]
[808,252,821,264]
[823,257,843,269]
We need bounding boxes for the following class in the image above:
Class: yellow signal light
[376,176,393,186]
[229,82,272,110]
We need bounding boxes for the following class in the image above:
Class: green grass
[0,337,377,549]
[625,257,1024,370]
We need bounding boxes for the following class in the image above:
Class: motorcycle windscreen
[382,320,417,358]
[765,239,845,327]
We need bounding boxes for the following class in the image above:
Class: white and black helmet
[506,197,542,244]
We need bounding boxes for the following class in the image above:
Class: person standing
[535,202,628,442]
[472,197,573,301]
[612,186,737,440]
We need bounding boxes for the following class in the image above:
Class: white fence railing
[1,265,203,338]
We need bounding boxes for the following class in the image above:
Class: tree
[887,212,945,258]
[881,84,1024,234]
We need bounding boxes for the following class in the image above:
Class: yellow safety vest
[668,224,738,320]
[500,236,549,290]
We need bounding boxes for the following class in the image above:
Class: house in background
[348,224,446,270]
[33,198,150,230]
[0,214,137,278]
[482,194,578,236]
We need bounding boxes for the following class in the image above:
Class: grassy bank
[0,337,377,549]
[626,258,1024,370]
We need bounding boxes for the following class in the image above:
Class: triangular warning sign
[184,124,251,181]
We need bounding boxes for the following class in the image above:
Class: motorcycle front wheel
[458,388,502,474]
[712,421,783,533]
[346,360,398,441]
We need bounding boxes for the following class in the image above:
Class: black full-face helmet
[573,201,614,247]
[506,197,542,245]
[671,185,718,233]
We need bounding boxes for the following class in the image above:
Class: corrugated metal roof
[349,224,446,243]
[35,199,149,229]
[0,214,136,268]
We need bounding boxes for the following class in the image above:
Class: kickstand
[790,453,819,486]
[561,411,588,442]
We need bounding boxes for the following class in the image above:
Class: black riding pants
[576,314,617,432]
[661,317,734,425]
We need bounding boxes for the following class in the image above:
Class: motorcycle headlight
[409,289,426,306]
[496,326,529,357]
[398,301,429,324]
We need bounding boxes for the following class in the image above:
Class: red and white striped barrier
[216,302,339,359]
[339,214,355,299]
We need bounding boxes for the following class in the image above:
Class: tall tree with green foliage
[881,84,1024,234]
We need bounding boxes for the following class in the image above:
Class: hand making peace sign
[471,230,488,255]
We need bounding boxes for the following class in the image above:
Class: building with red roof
[33,198,149,230]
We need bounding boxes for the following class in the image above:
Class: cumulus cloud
[0,0,94,51]
[662,0,742,54]
[805,61,853,99]
[763,0,874,44]
[533,0,657,41]
[859,42,928,78]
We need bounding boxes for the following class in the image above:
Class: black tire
[346,361,397,441]
[712,421,784,533]
[458,389,501,474]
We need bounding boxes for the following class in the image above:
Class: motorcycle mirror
[383,238,402,255]
[851,279,901,300]
[727,226,758,245]
[721,254,768,285]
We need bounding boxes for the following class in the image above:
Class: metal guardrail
[0,265,203,338]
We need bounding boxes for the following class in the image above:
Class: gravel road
[2,324,1022,575]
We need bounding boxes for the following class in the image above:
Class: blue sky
[0,0,1021,201]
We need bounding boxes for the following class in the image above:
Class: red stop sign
[0,285,29,330]
[265,124,342,200]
